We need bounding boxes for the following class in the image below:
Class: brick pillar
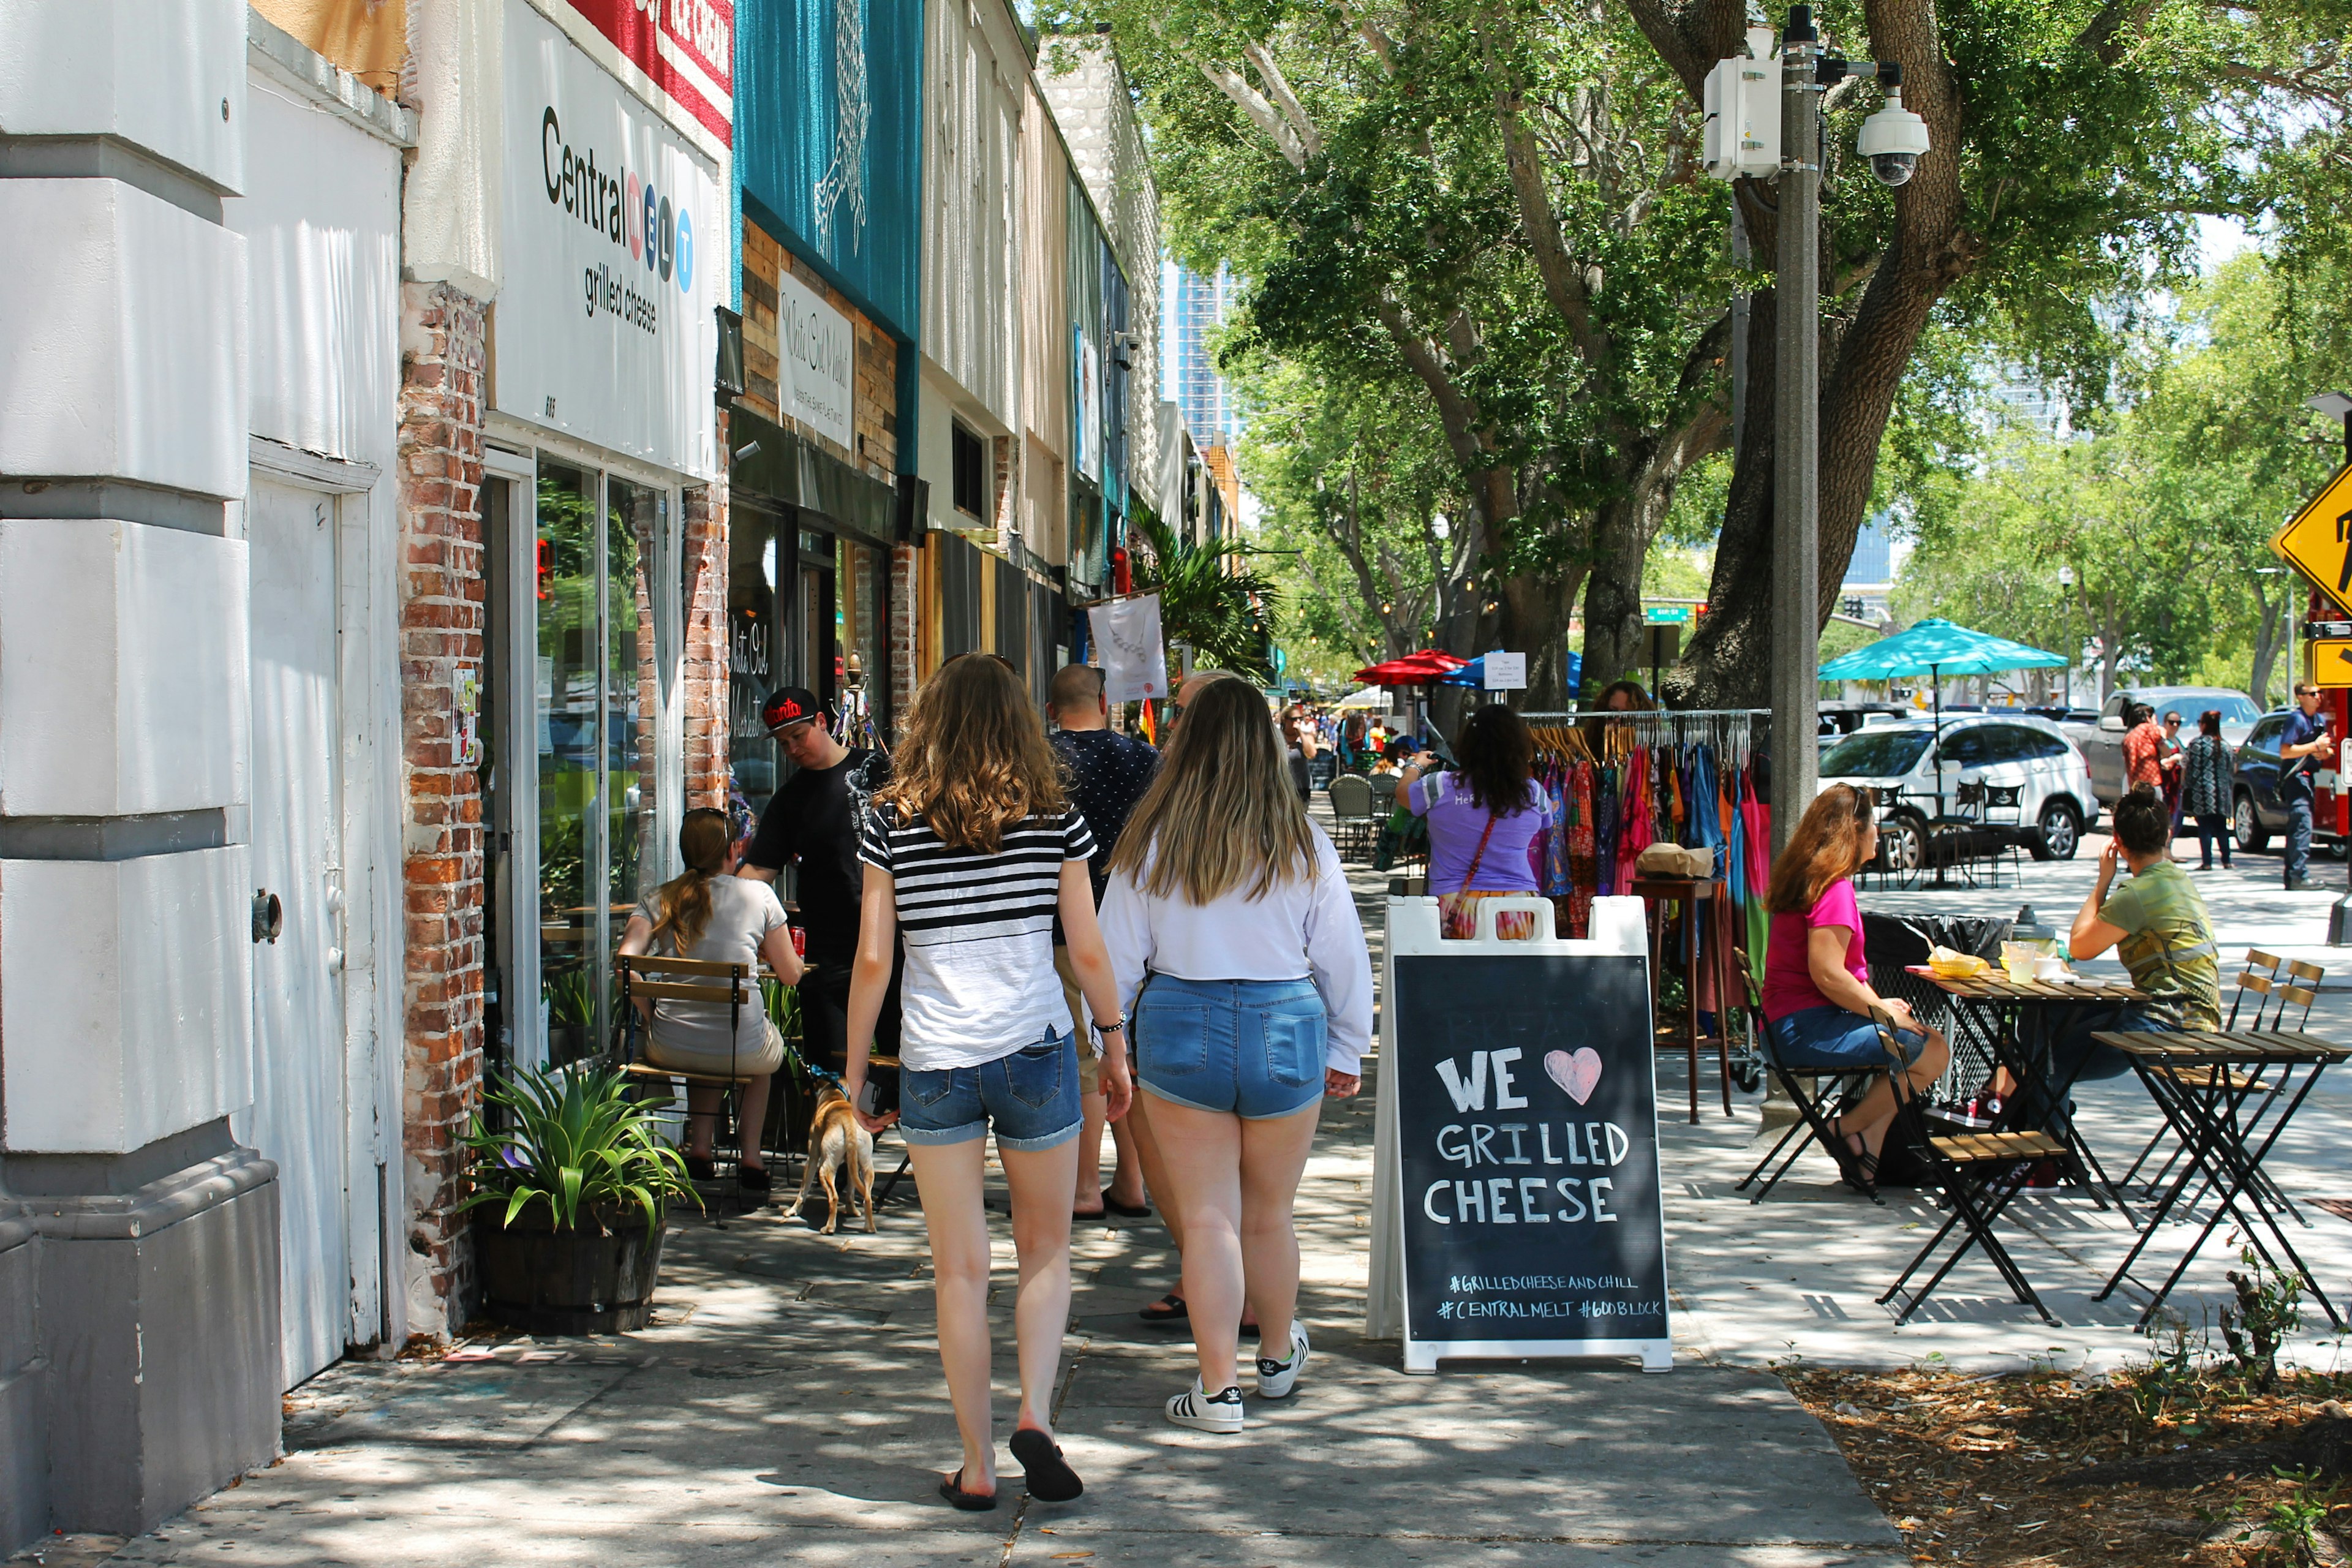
[891,542,921,731]
[682,409,729,809]
[395,280,489,1337]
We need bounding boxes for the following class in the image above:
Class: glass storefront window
[530,464,677,1065]
[535,464,600,1062]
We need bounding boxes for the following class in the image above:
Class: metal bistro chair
[1731,947,1887,1204]
[619,953,769,1213]
[1978,781,2027,886]
[1328,772,1377,859]
[1874,1005,2073,1327]
[1368,771,1402,812]
[2118,950,2321,1225]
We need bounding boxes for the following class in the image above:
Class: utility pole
[1769,6,1822,860]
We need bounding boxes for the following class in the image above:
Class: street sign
[2270,462,2352,613]
[1643,605,1694,624]
[2311,638,2352,689]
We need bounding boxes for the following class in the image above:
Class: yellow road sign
[2312,638,2352,688]
[2272,462,2352,612]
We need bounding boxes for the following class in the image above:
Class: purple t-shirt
[1408,772,1544,895]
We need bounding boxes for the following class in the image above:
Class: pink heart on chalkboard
[1545,1047,1604,1106]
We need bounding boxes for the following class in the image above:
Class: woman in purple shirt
[1400,706,1544,939]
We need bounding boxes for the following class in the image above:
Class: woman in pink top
[1761,785,1951,1192]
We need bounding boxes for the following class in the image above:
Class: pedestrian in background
[1397,706,1543,941]
[1047,662,1159,1222]
[2158,710,2187,842]
[1281,710,1319,803]
[2278,682,2332,891]
[2120,702,2164,794]
[1099,675,1373,1434]
[2180,709,2234,870]
[842,653,1131,1510]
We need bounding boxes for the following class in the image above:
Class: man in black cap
[737,686,898,1100]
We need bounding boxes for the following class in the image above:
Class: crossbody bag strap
[1461,807,1501,891]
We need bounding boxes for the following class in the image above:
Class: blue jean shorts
[1134,975,1327,1121]
[1767,1005,1931,1072]
[897,1028,1081,1152]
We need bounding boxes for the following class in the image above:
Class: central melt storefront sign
[774,266,853,452]
[500,0,720,478]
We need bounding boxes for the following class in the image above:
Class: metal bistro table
[2090,1028,2350,1330]
[1904,967,2152,1211]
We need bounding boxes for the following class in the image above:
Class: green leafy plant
[2223,1247,2305,1393]
[457,1064,698,1238]
[2260,1466,2337,1566]
[1128,503,1280,684]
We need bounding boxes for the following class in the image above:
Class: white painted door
[244,474,352,1387]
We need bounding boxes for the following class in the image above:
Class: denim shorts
[897,1029,1081,1152]
[1767,1005,1931,1071]
[1134,975,1327,1121]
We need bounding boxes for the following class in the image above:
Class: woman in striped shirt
[842,653,1130,1512]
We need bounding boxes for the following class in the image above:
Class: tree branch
[1493,77,1607,364]
[1187,51,1310,170]
[1241,41,1324,161]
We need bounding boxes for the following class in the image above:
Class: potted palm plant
[459,1063,699,1333]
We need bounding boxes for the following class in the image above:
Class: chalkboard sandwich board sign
[1379,895,1672,1373]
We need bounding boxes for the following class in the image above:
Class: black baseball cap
[761,686,824,734]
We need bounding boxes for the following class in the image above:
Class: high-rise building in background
[1163,262,1240,448]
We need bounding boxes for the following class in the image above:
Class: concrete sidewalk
[39,1070,1905,1568]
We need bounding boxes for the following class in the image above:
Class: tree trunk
[1578,493,1651,700]
[2100,592,2120,699]
[1499,568,1588,710]
[1663,285,1777,709]
[2250,582,2287,710]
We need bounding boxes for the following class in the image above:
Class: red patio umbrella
[1351,649,1467,686]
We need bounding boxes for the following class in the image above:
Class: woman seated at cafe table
[1761,785,1951,1193]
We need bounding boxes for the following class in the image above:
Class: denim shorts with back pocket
[1134,975,1327,1120]
[897,1028,1081,1152]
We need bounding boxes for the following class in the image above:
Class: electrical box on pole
[1702,39,1781,180]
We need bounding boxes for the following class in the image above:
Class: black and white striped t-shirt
[858,804,1096,1068]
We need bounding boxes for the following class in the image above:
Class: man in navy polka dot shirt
[1049,662,1160,1219]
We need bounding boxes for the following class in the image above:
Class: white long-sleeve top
[1097,823,1376,1075]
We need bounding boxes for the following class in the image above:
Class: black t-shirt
[1050,728,1159,908]
[745,748,889,964]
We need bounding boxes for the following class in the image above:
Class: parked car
[1817,714,2097,867]
[2064,687,2261,810]
[2230,707,2348,859]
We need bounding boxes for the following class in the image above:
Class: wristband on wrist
[1093,1016,1126,1036]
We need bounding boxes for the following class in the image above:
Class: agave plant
[456,1064,698,1238]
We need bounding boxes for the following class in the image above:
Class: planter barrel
[473,1204,669,1333]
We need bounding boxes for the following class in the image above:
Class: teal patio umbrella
[1817,618,2069,818]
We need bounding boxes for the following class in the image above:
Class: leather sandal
[938,1469,998,1511]
[1137,1292,1189,1325]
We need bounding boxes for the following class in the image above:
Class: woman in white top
[617,807,804,1189]
[1098,675,1374,1434]
[842,653,1131,1512]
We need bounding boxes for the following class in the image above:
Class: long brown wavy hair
[1109,674,1317,903]
[1765,784,1878,914]
[876,653,1067,853]
[1453,705,1536,814]
[649,807,733,950]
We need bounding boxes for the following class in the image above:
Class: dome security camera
[1856,86,1929,187]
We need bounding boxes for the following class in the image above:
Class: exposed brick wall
[683,413,729,809]
[890,543,921,729]
[740,220,899,483]
[395,279,488,1337]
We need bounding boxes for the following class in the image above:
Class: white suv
[1817,714,2097,869]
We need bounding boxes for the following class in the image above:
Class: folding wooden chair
[2117,951,2312,1209]
[620,954,769,1213]
[1874,1006,2070,1326]
[1730,948,1885,1204]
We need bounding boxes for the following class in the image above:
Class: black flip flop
[1137,1292,1188,1324]
[1011,1427,1084,1502]
[684,1155,718,1182]
[1102,1197,1152,1218]
[736,1164,772,1192]
[938,1469,998,1512]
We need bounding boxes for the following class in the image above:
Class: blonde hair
[1110,675,1316,903]
[1765,784,1877,914]
[650,808,731,950]
[877,654,1067,853]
